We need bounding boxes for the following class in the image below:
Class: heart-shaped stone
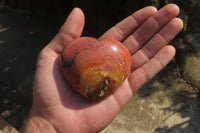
[60,37,131,100]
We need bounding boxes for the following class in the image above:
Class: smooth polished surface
[60,37,131,100]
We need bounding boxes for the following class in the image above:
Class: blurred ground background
[0,0,200,132]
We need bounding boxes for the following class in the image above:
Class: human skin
[21,4,183,133]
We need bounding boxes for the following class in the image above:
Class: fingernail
[70,7,81,15]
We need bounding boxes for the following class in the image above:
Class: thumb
[48,8,85,53]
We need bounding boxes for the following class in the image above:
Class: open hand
[22,4,183,133]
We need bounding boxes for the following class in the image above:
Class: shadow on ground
[134,59,200,133]
[155,82,200,133]
[154,79,200,133]
[0,7,60,129]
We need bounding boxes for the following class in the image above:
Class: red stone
[60,37,131,100]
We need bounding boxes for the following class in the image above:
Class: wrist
[21,116,57,133]
[21,107,57,133]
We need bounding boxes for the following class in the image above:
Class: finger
[111,80,133,108]
[131,18,183,71]
[47,8,85,53]
[93,45,175,120]
[100,6,157,41]
[124,4,180,55]
[105,45,175,108]
[129,45,175,93]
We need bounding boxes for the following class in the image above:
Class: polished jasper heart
[60,37,131,100]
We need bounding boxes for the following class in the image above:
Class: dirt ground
[0,6,60,129]
[0,1,200,132]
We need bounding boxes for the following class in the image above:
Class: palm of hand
[30,4,183,133]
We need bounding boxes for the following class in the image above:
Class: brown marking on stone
[86,77,116,100]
